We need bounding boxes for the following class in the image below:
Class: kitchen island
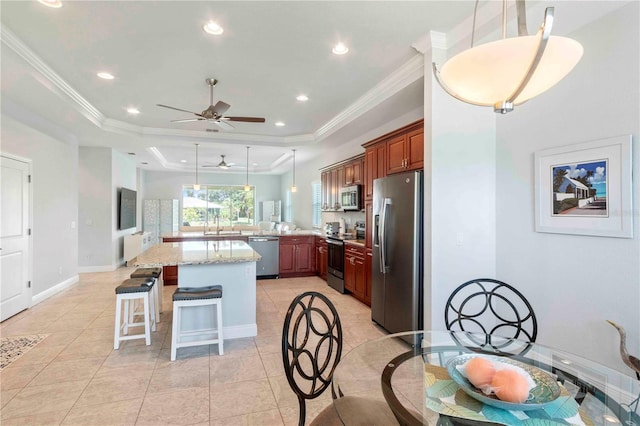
[132,240,261,339]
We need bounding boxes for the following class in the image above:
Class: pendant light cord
[195,143,199,186]
[471,0,480,48]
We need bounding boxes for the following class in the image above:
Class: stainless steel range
[326,235,345,293]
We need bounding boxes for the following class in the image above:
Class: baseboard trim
[78,264,117,273]
[31,275,79,306]
[223,323,258,339]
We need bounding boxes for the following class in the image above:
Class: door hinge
[27,228,32,236]
[27,281,31,288]
[28,175,32,183]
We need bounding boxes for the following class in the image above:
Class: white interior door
[1,155,31,321]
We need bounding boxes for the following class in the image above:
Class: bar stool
[114,277,156,349]
[171,285,223,361]
[130,267,163,320]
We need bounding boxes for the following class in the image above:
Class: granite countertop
[162,230,324,239]
[132,240,262,267]
[344,239,366,247]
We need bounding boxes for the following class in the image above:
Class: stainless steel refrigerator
[371,170,423,334]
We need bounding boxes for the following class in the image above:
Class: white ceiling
[1,1,625,175]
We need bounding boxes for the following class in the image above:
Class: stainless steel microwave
[339,185,362,211]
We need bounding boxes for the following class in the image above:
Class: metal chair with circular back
[282,291,401,426]
[444,278,538,355]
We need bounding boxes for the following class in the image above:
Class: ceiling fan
[202,154,242,169]
[157,78,266,130]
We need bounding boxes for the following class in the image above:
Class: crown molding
[1,24,105,127]
[314,54,424,141]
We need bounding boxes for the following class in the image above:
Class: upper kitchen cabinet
[364,143,386,200]
[385,124,424,175]
[320,154,365,211]
[343,157,364,186]
[363,119,424,184]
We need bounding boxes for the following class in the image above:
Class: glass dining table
[331,330,640,426]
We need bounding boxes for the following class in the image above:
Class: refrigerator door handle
[379,198,392,274]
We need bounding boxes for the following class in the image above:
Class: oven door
[326,238,344,278]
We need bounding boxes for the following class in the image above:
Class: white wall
[78,147,113,269]
[1,112,79,297]
[495,2,639,372]
[429,87,497,330]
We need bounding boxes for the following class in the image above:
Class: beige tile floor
[0,267,386,425]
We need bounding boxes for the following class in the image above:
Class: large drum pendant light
[433,0,583,114]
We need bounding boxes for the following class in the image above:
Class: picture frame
[534,135,632,238]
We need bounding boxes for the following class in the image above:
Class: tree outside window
[182,185,254,228]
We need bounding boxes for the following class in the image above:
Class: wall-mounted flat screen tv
[119,187,137,230]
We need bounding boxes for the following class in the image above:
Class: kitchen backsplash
[321,211,365,232]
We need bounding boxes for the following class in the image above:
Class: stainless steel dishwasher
[248,236,279,279]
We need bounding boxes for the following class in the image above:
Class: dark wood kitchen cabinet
[163,265,178,286]
[344,243,366,303]
[364,143,385,200]
[364,200,373,249]
[315,236,328,281]
[385,127,424,175]
[279,235,315,277]
[365,248,373,306]
[320,154,365,211]
[343,157,364,186]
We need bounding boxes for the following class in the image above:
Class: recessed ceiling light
[38,0,62,8]
[252,162,258,166]
[97,72,115,80]
[203,21,224,35]
[275,121,285,127]
[128,152,136,156]
[126,107,140,115]
[332,42,349,55]
[296,94,309,102]
[141,162,148,165]
[180,160,187,163]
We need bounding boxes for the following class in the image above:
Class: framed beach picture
[534,135,632,238]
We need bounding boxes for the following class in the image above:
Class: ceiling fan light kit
[218,155,229,170]
[157,78,266,130]
[433,0,583,114]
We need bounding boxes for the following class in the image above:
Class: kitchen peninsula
[132,240,261,339]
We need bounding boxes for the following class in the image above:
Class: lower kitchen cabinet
[344,243,367,304]
[279,235,315,277]
[365,248,372,306]
[163,265,178,286]
[315,236,328,281]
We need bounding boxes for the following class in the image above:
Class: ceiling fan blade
[171,118,206,123]
[223,116,266,123]
[214,120,235,131]
[212,101,231,115]
[157,104,204,117]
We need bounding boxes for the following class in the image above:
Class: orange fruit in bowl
[491,369,530,403]
[465,357,496,389]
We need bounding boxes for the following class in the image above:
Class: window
[312,181,321,228]
[182,185,255,228]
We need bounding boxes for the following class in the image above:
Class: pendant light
[291,149,297,193]
[244,146,251,192]
[433,0,583,114]
[193,143,200,191]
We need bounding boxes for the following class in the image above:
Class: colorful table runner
[424,364,595,426]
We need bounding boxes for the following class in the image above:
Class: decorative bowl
[446,354,561,411]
